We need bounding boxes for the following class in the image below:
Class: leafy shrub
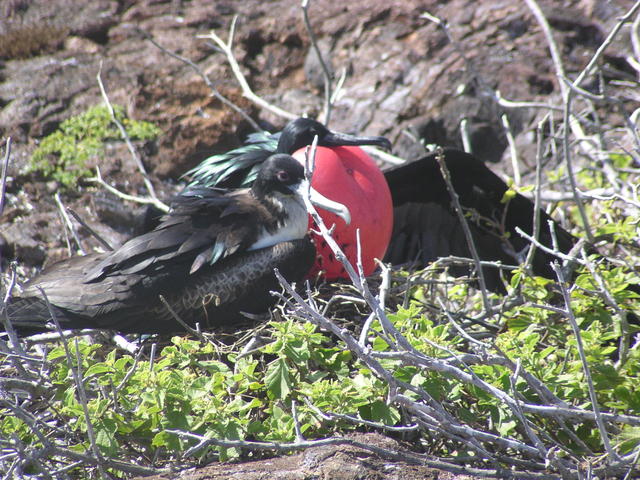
[29,105,160,188]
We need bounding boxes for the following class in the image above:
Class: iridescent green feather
[183,130,281,189]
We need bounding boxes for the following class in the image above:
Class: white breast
[249,195,308,250]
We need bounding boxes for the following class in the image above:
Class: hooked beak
[322,131,392,151]
[292,180,351,225]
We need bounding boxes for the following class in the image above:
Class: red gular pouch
[293,146,393,280]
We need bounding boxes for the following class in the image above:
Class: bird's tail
[2,297,73,336]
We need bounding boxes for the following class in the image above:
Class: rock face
[0,0,636,270]
[134,433,467,480]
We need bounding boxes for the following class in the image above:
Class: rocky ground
[133,432,470,480]
[1,0,639,478]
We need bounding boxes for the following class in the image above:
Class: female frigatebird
[186,120,577,290]
[5,154,350,335]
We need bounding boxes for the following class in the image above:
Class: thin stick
[304,398,418,431]
[66,209,113,251]
[516,227,583,265]
[96,63,169,212]
[0,263,30,370]
[522,115,547,273]
[158,294,213,346]
[198,17,297,121]
[550,263,617,460]
[54,192,85,255]
[360,145,405,165]
[434,147,491,312]
[301,0,333,125]
[0,137,11,218]
[524,0,594,241]
[90,166,169,211]
[571,2,640,91]
[580,249,632,368]
[291,400,304,442]
[143,31,261,132]
[459,118,472,153]
[494,91,563,112]
[37,287,108,477]
[508,361,552,464]
[501,114,520,186]
[523,0,640,243]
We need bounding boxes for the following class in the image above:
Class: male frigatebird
[185,117,392,189]
[185,119,577,290]
[4,154,351,335]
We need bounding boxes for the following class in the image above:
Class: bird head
[277,118,392,154]
[253,154,351,225]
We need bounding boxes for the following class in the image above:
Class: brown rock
[134,433,470,480]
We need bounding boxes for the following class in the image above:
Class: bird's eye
[277,170,290,182]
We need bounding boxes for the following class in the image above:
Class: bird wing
[383,149,578,286]
[85,187,258,283]
[12,238,315,334]
[183,131,278,188]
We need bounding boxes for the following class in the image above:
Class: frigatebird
[191,118,397,277]
[4,154,351,335]
[185,120,577,290]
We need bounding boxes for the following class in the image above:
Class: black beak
[322,131,392,151]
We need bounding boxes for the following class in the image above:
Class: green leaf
[265,358,292,400]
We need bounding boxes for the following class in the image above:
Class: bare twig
[143,31,261,131]
[96,63,169,212]
[89,166,169,211]
[0,137,11,219]
[170,408,571,478]
[46,444,163,476]
[434,147,492,311]
[360,145,405,165]
[524,0,594,241]
[522,115,547,274]
[580,250,632,368]
[304,398,419,432]
[525,0,640,243]
[36,287,108,477]
[494,91,563,112]
[550,263,617,461]
[301,0,333,125]
[66,209,113,251]
[0,263,30,372]
[501,114,521,186]
[198,17,297,121]
[516,227,583,265]
[459,118,472,153]
[54,193,84,255]
[158,294,216,348]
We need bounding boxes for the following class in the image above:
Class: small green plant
[29,104,160,188]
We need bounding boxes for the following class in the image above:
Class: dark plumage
[185,117,392,189]
[186,124,578,290]
[5,154,349,335]
[134,117,391,235]
[383,148,577,290]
